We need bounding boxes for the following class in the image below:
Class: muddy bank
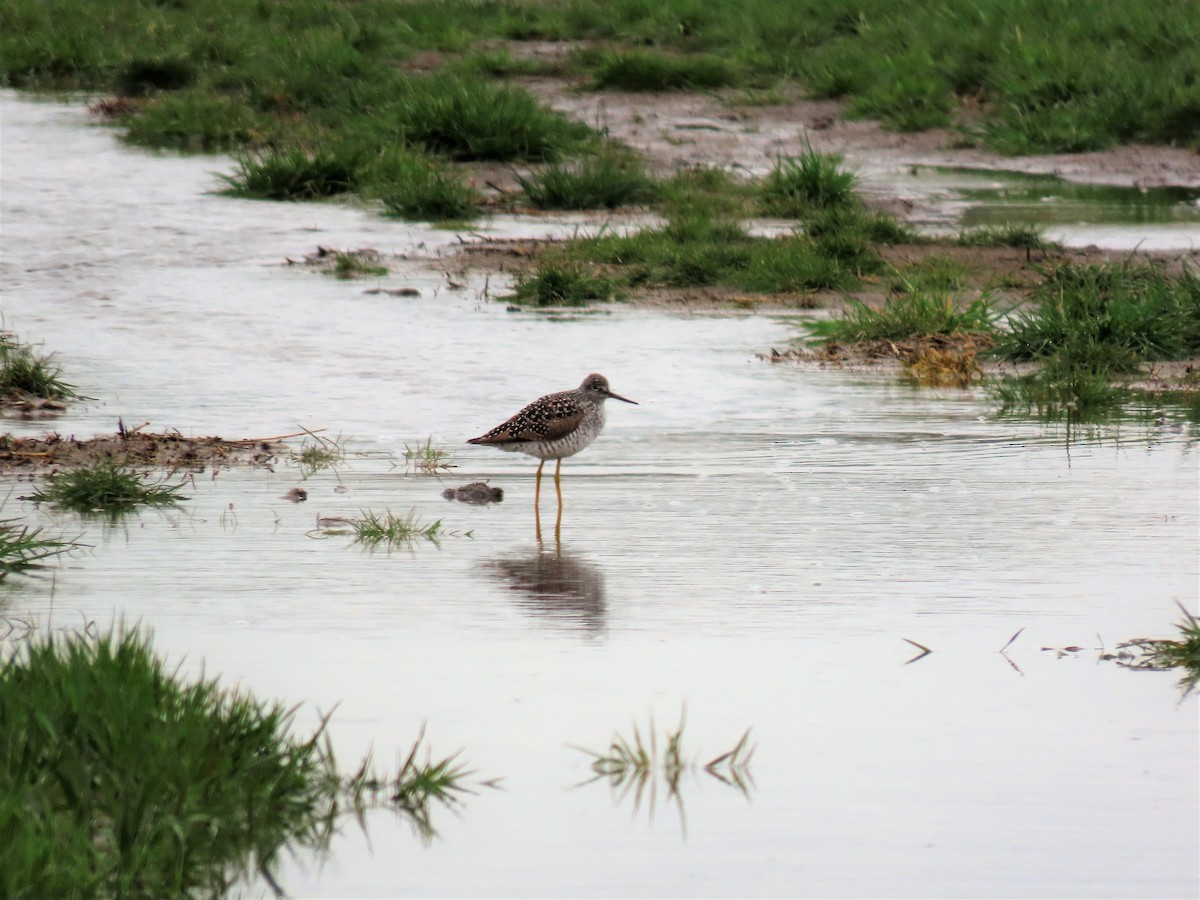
[523,76,1200,192]
[0,428,287,475]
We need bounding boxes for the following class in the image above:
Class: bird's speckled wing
[468,390,584,445]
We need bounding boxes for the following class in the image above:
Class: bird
[467,373,637,534]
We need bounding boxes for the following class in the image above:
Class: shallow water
[865,166,1200,253]
[2,93,1198,898]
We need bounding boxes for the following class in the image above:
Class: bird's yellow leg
[554,459,563,540]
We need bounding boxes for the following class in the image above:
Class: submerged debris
[286,246,389,278]
[442,481,504,505]
[282,488,308,503]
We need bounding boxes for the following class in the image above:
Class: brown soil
[0,428,287,476]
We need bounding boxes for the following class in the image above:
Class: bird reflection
[484,546,607,636]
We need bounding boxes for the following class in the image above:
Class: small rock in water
[442,481,504,506]
[282,487,307,503]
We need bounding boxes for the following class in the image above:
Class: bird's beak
[606,389,638,405]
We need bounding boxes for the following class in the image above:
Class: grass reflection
[572,709,755,838]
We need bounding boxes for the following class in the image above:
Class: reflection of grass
[341,723,490,842]
[989,362,1129,422]
[0,625,487,895]
[0,518,75,580]
[23,462,187,514]
[574,709,755,834]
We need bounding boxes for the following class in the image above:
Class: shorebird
[468,373,637,533]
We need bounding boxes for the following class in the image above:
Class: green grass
[221,146,361,200]
[759,148,859,216]
[993,262,1200,372]
[517,150,659,210]
[389,74,595,162]
[122,90,264,151]
[2,0,1197,161]
[587,49,739,92]
[22,462,187,513]
[0,332,78,402]
[1139,607,1200,670]
[985,262,1200,421]
[375,152,479,221]
[891,255,971,292]
[956,224,1056,252]
[1109,605,1200,696]
[507,194,907,306]
[0,625,482,895]
[403,437,455,474]
[578,213,863,293]
[291,431,345,477]
[329,250,388,279]
[0,518,74,580]
[808,292,997,344]
[333,509,459,548]
[508,261,623,307]
[659,166,754,221]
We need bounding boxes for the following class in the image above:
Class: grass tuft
[517,151,659,210]
[588,50,738,92]
[0,625,487,895]
[375,153,478,221]
[508,262,623,307]
[291,431,345,477]
[403,437,455,474]
[759,148,858,216]
[0,332,78,402]
[221,147,360,200]
[1108,604,1200,696]
[329,509,461,548]
[993,262,1200,373]
[22,462,187,513]
[808,293,996,344]
[392,75,595,162]
[957,224,1056,252]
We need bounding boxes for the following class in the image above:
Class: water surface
[1,93,1197,898]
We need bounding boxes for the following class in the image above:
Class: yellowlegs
[468,373,637,534]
